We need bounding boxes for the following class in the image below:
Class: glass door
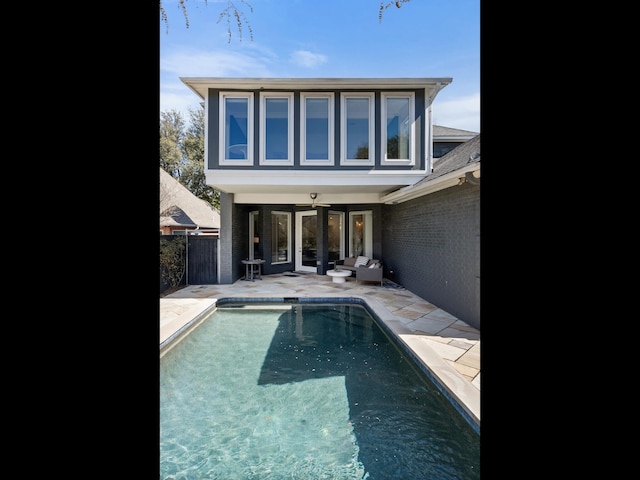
[328,211,344,265]
[295,210,317,273]
[249,211,260,260]
[348,211,372,258]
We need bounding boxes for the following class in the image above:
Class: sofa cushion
[343,257,356,267]
[354,256,369,267]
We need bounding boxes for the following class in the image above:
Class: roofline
[181,77,453,100]
[380,163,480,204]
[435,135,477,141]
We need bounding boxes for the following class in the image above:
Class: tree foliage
[378,0,412,22]
[160,0,254,43]
[160,235,186,290]
[160,110,185,178]
[160,108,220,209]
[160,1,409,42]
[181,109,219,208]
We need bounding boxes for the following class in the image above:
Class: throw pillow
[354,256,369,268]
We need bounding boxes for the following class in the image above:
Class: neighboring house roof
[381,134,480,204]
[160,167,220,229]
[428,134,480,182]
[433,125,478,140]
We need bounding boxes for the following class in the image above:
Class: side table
[241,259,265,281]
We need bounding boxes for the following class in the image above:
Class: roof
[433,124,478,140]
[380,134,480,204]
[427,134,480,182]
[180,77,453,103]
[160,167,220,229]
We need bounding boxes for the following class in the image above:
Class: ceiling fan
[296,192,331,208]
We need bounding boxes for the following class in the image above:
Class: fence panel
[186,235,218,285]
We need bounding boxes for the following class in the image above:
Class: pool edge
[161,295,480,434]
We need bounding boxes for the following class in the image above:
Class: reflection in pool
[160,302,480,479]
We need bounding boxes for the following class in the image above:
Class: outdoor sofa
[335,256,383,286]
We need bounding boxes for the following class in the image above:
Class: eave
[205,169,432,204]
[181,77,453,100]
[380,163,480,204]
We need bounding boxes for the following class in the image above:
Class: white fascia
[181,77,453,100]
[205,169,429,187]
[380,164,480,204]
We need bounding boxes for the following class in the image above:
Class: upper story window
[340,93,375,166]
[219,92,254,166]
[259,92,294,166]
[381,92,415,166]
[300,93,334,166]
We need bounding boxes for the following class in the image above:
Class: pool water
[160,303,480,479]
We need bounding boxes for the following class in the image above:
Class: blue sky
[160,0,480,132]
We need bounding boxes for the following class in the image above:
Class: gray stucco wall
[382,183,480,329]
[218,192,236,284]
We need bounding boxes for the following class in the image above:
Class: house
[180,77,480,329]
[159,167,220,235]
[433,124,478,158]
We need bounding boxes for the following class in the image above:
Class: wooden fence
[160,235,219,294]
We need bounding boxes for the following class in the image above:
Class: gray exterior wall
[206,88,425,171]
[382,183,480,329]
[218,192,236,284]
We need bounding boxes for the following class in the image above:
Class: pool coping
[160,294,480,434]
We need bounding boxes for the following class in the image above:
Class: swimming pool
[160,300,480,479]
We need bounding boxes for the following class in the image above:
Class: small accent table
[242,259,265,281]
[326,269,352,283]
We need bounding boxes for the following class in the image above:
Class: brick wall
[382,183,480,329]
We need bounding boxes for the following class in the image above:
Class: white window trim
[300,93,334,166]
[259,92,294,166]
[380,92,415,166]
[219,92,254,166]
[340,92,375,166]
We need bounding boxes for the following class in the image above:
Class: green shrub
[160,236,186,290]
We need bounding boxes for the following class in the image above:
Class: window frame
[300,93,335,166]
[259,92,294,166]
[218,92,254,166]
[380,92,415,166]
[340,92,375,166]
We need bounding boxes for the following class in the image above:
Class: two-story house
[181,77,480,329]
